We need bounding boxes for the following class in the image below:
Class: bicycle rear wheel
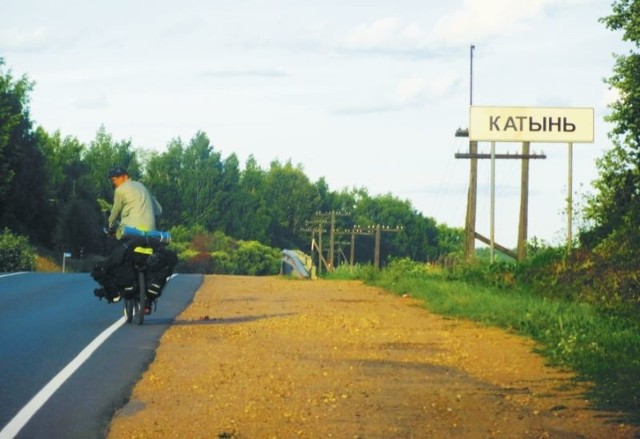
[136,270,146,325]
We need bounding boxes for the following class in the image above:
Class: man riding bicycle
[107,166,162,239]
[93,166,166,312]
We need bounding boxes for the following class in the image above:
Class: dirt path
[107,276,638,438]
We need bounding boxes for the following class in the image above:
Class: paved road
[0,272,202,439]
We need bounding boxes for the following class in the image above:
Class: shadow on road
[140,312,298,327]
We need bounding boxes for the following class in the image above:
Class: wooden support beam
[455,152,546,159]
[474,232,517,260]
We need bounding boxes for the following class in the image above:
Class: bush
[211,250,234,274]
[183,252,215,274]
[173,237,280,275]
[0,228,36,271]
[231,241,280,275]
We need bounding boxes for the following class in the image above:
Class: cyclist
[107,166,162,238]
[93,166,163,311]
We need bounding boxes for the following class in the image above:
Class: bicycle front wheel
[123,298,134,323]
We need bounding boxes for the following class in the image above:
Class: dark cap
[108,166,128,178]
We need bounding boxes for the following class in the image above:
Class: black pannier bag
[91,240,136,300]
[145,246,178,297]
[91,237,177,299]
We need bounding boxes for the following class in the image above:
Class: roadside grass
[324,263,640,421]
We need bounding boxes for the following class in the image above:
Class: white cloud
[432,0,585,45]
[75,93,109,110]
[342,17,429,51]
[0,27,47,51]
[395,75,460,103]
[333,74,461,115]
[341,0,589,53]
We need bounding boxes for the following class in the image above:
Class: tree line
[0,57,462,267]
[2,0,638,278]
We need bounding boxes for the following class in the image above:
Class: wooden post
[329,211,335,270]
[317,224,323,275]
[350,230,355,269]
[517,142,530,261]
[374,224,381,269]
[567,142,573,254]
[465,140,478,261]
[490,141,496,263]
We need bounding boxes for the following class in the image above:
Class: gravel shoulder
[107,275,639,438]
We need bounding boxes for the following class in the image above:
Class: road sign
[469,106,594,143]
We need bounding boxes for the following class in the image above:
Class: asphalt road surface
[0,272,202,439]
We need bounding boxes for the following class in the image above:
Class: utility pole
[457,47,544,262]
[305,211,350,272]
[456,147,546,261]
[465,139,478,261]
[341,225,402,269]
[465,44,478,261]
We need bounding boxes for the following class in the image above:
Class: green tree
[144,138,185,228]
[583,2,640,247]
[83,125,141,203]
[352,191,440,263]
[236,155,270,243]
[0,59,53,245]
[181,131,222,229]
[54,195,102,256]
[315,180,357,215]
[436,223,464,257]
[38,128,107,254]
[263,160,321,248]
[39,128,87,202]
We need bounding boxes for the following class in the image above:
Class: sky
[0,0,631,248]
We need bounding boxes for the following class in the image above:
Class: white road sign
[469,106,594,143]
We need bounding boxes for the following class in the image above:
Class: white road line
[0,317,126,439]
[0,272,27,279]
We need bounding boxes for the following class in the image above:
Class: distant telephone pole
[304,211,350,272]
[340,225,402,269]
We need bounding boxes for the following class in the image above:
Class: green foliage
[171,228,280,275]
[180,131,223,229]
[322,263,379,281]
[584,3,640,248]
[231,241,280,275]
[83,125,141,202]
[263,160,321,249]
[54,196,102,256]
[443,257,518,290]
[513,238,640,307]
[0,60,53,246]
[210,251,235,274]
[0,228,35,271]
[435,224,464,257]
[168,224,208,244]
[144,139,185,227]
[351,192,446,262]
